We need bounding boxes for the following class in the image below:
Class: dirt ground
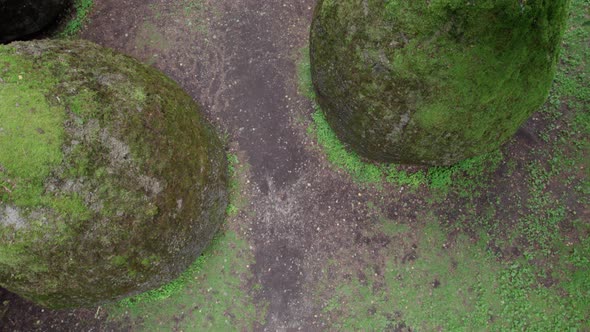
[1,0,588,331]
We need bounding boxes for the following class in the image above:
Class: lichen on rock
[0,39,228,308]
[310,0,569,165]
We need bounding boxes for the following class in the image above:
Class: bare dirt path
[79,0,370,330]
[81,0,310,194]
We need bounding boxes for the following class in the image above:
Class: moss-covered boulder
[310,0,569,165]
[0,39,228,308]
[0,0,68,43]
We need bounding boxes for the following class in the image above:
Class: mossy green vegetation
[299,47,503,193]
[226,153,250,217]
[109,231,265,331]
[0,40,228,308]
[310,0,569,165]
[319,219,589,330]
[60,0,94,37]
[0,57,63,207]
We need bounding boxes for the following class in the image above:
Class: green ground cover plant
[318,211,589,330]
[227,153,249,218]
[109,231,265,331]
[60,0,94,37]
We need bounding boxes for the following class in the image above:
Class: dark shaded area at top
[0,0,69,43]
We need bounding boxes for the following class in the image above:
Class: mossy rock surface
[0,0,68,43]
[0,39,228,308]
[310,0,569,165]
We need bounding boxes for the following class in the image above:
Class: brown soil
[0,288,122,332]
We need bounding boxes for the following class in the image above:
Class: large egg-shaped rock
[0,0,68,42]
[0,39,228,308]
[310,0,568,165]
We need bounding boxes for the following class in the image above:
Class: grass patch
[297,47,316,100]
[117,239,217,307]
[308,110,383,184]
[509,161,566,257]
[226,153,240,216]
[110,231,264,330]
[226,152,248,217]
[321,220,590,331]
[60,0,94,37]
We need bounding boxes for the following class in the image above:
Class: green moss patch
[310,0,569,164]
[299,47,503,193]
[0,51,64,207]
[0,40,228,309]
[60,0,95,37]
